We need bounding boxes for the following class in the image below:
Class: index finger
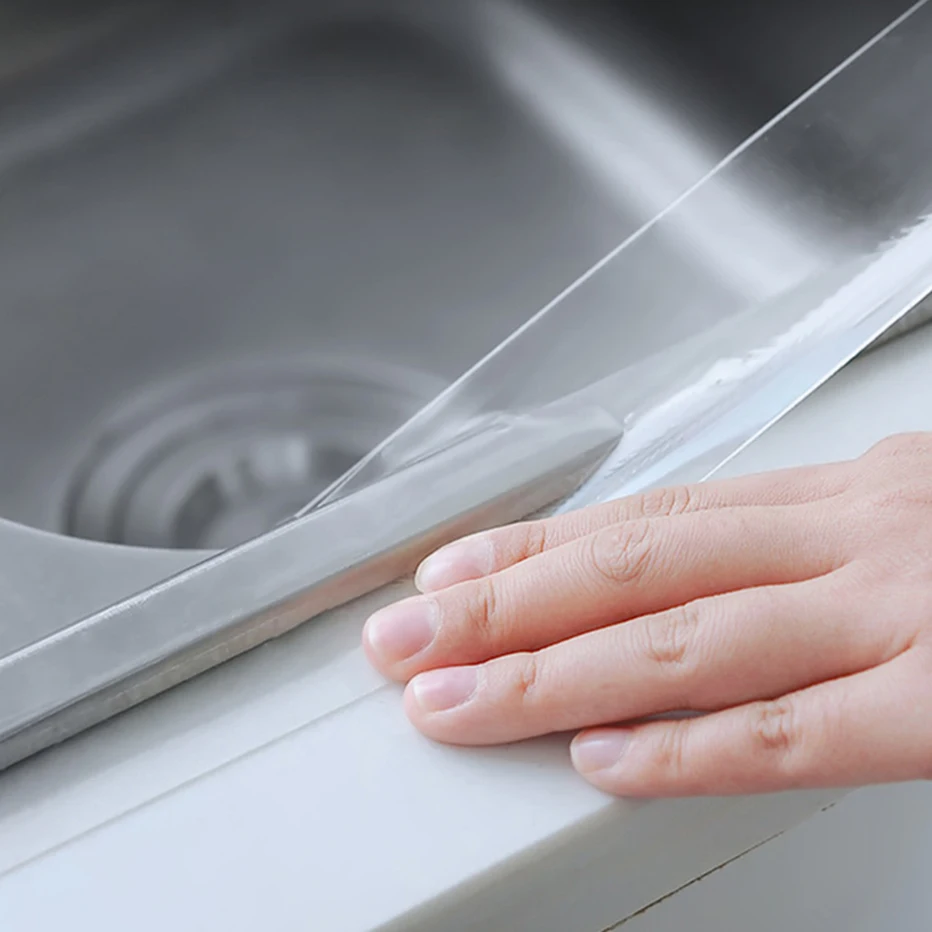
[415,461,851,592]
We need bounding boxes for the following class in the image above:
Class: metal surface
[0,413,618,770]
[0,0,912,541]
[62,359,444,549]
[0,0,930,766]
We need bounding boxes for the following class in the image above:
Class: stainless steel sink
[0,0,914,551]
[2,0,930,764]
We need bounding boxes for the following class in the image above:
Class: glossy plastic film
[0,404,619,769]
[303,0,932,517]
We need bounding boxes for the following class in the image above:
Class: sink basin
[5,0,932,769]
[0,0,914,551]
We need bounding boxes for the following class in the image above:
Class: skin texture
[362,432,932,797]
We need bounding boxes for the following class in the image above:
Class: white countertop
[2,325,932,932]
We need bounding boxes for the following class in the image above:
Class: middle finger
[403,568,903,746]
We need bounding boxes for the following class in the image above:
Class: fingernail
[571,731,630,774]
[410,667,478,712]
[415,537,494,592]
[364,598,439,665]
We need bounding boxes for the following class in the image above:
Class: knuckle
[861,486,917,516]
[517,520,550,562]
[855,434,932,514]
[750,699,799,758]
[865,432,932,462]
[515,653,542,703]
[636,484,696,520]
[587,521,655,588]
[640,603,702,672]
[501,653,543,710]
[650,719,691,783]
[464,578,502,649]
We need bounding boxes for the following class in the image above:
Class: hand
[361,432,932,797]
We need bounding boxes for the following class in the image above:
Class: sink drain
[63,359,444,550]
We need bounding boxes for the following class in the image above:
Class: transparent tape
[299,0,932,520]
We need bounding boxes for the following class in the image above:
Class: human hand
[362,432,932,797]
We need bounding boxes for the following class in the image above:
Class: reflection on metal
[471,0,830,299]
[61,359,443,549]
[0,411,618,770]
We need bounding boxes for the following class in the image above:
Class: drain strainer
[63,359,444,550]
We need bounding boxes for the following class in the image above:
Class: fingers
[415,463,851,592]
[364,504,845,681]
[570,649,932,796]
[400,570,897,746]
